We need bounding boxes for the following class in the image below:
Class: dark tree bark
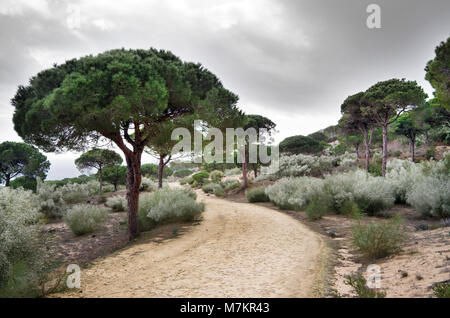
[5,173,10,187]
[382,124,388,177]
[363,128,373,172]
[253,167,258,178]
[124,152,143,240]
[355,143,360,159]
[242,149,248,189]
[410,136,416,162]
[98,166,103,193]
[157,154,172,189]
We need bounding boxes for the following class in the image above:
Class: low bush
[224,168,241,176]
[305,195,328,220]
[432,282,450,298]
[351,217,405,259]
[344,274,386,298]
[192,171,209,186]
[221,179,241,191]
[213,186,226,197]
[202,182,223,194]
[246,186,269,203]
[173,169,193,178]
[64,204,109,235]
[210,170,224,183]
[139,177,157,192]
[138,188,204,232]
[179,176,194,185]
[36,178,65,219]
[105,196,127,212]
[60,183,90,204]
[9,176,37,192]
[406,176,450,218]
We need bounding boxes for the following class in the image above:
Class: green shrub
[425,147,436,160]
[406,176,450,218]
[305,195,328,220]
[368,163,382,177]
[105,195,127,212]
[344,274,386,298]
[179,176,194,185]
[64,204,108,236]
[351,217,405,259]
[173,169,193,178]
[221,179,241,191]
[224,168,241,176]
[60,183,90,204]
[338,200,362,218]
[246,186,269,203]
[36,178,65,219]
[9,176,37,192]
[138,188,204,232]
[213,186,226,197]
[210,170,224,183]
[192,171,209,186]
[202,182,223,194]
[432,282,450,298]
[139,177,157,192]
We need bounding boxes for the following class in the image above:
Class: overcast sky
[0,0,449,179]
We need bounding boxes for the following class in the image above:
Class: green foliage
[64,204,109,236]
[192,171,210,185]
[105,196,127,212]
[139,177,157,192]
[36,178,64,219]
[179,176,194,185]
[209,170,224,182]
[202,182,223,194]
[75,149,122,172]
[425,147,436,160]
[425,37,450,110]
[9,176,37,192]
[432,282,450,298]
[138,188,204,232]
[368,163,382,177]
[344,274,386,298]
[221,179,241,191]
[102,165,127,191]
[0,141,50,186]
[246,186,269,203]
[141,163,173,178]
[173,169,193,178]
[308,131,329,142]
[213,186,226,197]
[305,195,328,220]
[351,217,405,259]
[279,135,325,155]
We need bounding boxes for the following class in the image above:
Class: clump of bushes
[344,273,386,298]
[64,204,109,236]
[139,177,157,192]
[210,170,224,183]
[406,176,450,218]
[36,178,65,219]
[138,188,205,232]
[202,183,223,195]
[179,176,194,185]
[105,196,127,212]
[173,169,193,178]
[246,186,269,203]
[305,195,328,220]
[221,179,241,191]
[351,217,405,259]
[192,171,210,186]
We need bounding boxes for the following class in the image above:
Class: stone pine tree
[102,165,127,191]
[11,48,240,240]
[242,115,276,186]
[425,37,449,110]
[362,79,427,176]
[75,148,122,193]
[0,141,50,186]
[393,112,422,162]
[340,92,375,172]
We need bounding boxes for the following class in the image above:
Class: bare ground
[55,190,330,298]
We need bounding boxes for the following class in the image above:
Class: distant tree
[242,115,276,187]
[394,112,422,162]
[102,165,127,191]
[425,38,449,110]
[337,115,363,159]
[9,176,38,192]
[140,163,173,179]
[75,149,122,193]
[363,79,427,176]
[414,99,450,145]
[279,135,325,155]
[0,141,50,186]
[340,92,376,171]
[308,131,329,143]
[12,48,240,240]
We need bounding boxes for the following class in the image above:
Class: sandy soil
[57,190,329,298]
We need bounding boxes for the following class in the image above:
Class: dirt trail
[60,190,328,298]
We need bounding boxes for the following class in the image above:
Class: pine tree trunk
[125,153,142,241]
[5,174,10,187]
[242,149,248,189]
[363,130,371,172]
[158,155,164,188]
[99,167,103,193]
[355,143,360,159]
[254,167,258,178]
[410,137,415,162]
[382,124,388,177]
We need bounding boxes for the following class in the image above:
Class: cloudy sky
[0,0,449,179]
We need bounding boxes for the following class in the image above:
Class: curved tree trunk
[410,136,415,162]
[125,153,142,240]
[382,124,388,177]
[158,155,164,188]
[5,174,10,187]
[98,166,103,193]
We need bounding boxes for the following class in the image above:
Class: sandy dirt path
[60,190,328,298]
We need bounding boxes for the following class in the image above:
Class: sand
[58,190,328,298]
